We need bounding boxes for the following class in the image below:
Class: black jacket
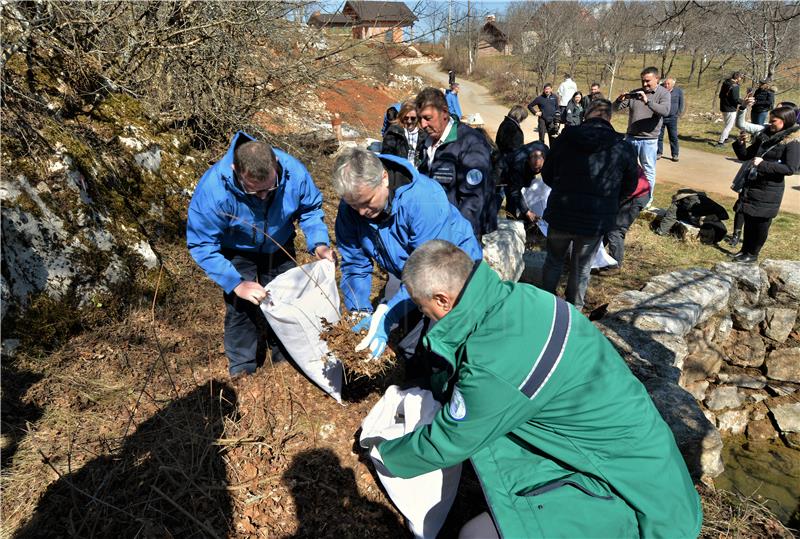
[733,125,800,218]
[382,124,427,168]
[563,101,584,126]
[719,79,741,112]
[501,141,549,219]
[541,118,638,236]
[751,88,775,114]
[495,116,524,156]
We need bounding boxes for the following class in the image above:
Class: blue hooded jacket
[187,131,330,294]
[336,154,482,313]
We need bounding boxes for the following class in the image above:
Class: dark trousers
[537,116,557,143]
[382,274,430,379]
[605,196,647,267]
[541,228,602,310]
[741,214,772,256]
[222,245,295,376]
[658,116,679,158]
[733,210,744,234]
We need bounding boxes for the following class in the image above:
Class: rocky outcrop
[597,259,800,481]
[482,219,525,282]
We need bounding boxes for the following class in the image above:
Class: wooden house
[478,15,512,57]
[342,1,417,43]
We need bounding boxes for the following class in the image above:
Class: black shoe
[732,252,757,263]
[600,265,621,276]
[726,231,741,247]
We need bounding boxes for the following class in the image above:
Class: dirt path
[416,63,800,215]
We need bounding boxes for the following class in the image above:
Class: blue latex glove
[352,304,391,359]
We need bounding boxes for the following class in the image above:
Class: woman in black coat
[495,105,528,156]
[381,101,428,168]
[751,80,775,125]
[731,105,800,262]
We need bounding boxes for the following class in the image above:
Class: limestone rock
[723,329,766,368]
[716,409,749,434]
[714,262,767,306]
[482,219,525,282]
[520,250,547,286]
[746,418,777,442]
[682,380,709,401]
[715,316,733,344]
[750,401,769,420]
[134,145,162,174]
[762,307,797,343]
[717,366,767,389]
[642,376,724,479]
[705,386,744,410]
[606,269,731,337]
[761,259,800,304]
[681,328,725,383]
[768,384,798,397]
[768,401,800,433]
[765,348,800,383]
[595,318,685,383]
[731,305,765,331]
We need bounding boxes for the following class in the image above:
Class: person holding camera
[613,66,671,205]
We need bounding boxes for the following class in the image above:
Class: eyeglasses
[403,116,418,123]
[235,169,278,196]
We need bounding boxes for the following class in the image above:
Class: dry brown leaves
[320,316,395,381]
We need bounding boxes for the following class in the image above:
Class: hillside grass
[466,52,800,155]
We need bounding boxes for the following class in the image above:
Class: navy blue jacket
[187,131,329,293]
[336,154,482,312]
[416,121,495,236]
[528,94,559,121]
[542,119,638,236]
[666,86,685,118]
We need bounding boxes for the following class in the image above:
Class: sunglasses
[403,116,418,123]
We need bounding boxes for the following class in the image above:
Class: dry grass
[699,483,796,538]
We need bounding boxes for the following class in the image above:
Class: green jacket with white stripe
[377,261,702,538]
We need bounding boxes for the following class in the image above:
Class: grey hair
[508,104,529,123]
[331,148,385,197]
[402,240,473,300]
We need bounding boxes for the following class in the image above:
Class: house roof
[308,11,352,26]
[343,1,417,25]
[482,20,509,39]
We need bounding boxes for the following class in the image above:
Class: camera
[623,91,644,100]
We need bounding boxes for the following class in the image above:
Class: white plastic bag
[261,260,343,403]
[360,385,462,538]
[522,182,617,269]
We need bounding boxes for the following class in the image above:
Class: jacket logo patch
[449,386,467,421]
[466,169,483,186]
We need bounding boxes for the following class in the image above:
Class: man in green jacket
[374,239,702,538]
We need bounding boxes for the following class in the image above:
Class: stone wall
[596,260,800,480]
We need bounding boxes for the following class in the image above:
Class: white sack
[360,385,462,538]
[261,260,343,403]
[522,183,617,269]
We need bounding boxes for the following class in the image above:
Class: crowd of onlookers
[374,69,798,308]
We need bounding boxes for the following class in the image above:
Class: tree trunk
[687,49,698,83]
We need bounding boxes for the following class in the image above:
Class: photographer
[613,66,671,205]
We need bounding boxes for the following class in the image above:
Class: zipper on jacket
[519,479,613,500]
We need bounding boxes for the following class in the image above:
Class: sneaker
[714,142,725,148]
[672,156,679,162]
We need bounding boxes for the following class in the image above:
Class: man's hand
[636,90,648,104]
[616,93,628,102]
[526,210,540,223]
[737,131,748,144]
[352,304,390,360]
[536,111,542,117]
[234,281,269,306]
[745,96,755,107]
[314,244,337,264]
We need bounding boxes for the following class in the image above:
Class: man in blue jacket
[444,83,462,121]
[187,131,334,378]
[333,148,481,367]
[658,77,686,162]
[415,87,495,238]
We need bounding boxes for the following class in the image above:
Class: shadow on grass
[1,358,43,468]
[15,381,237,538]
